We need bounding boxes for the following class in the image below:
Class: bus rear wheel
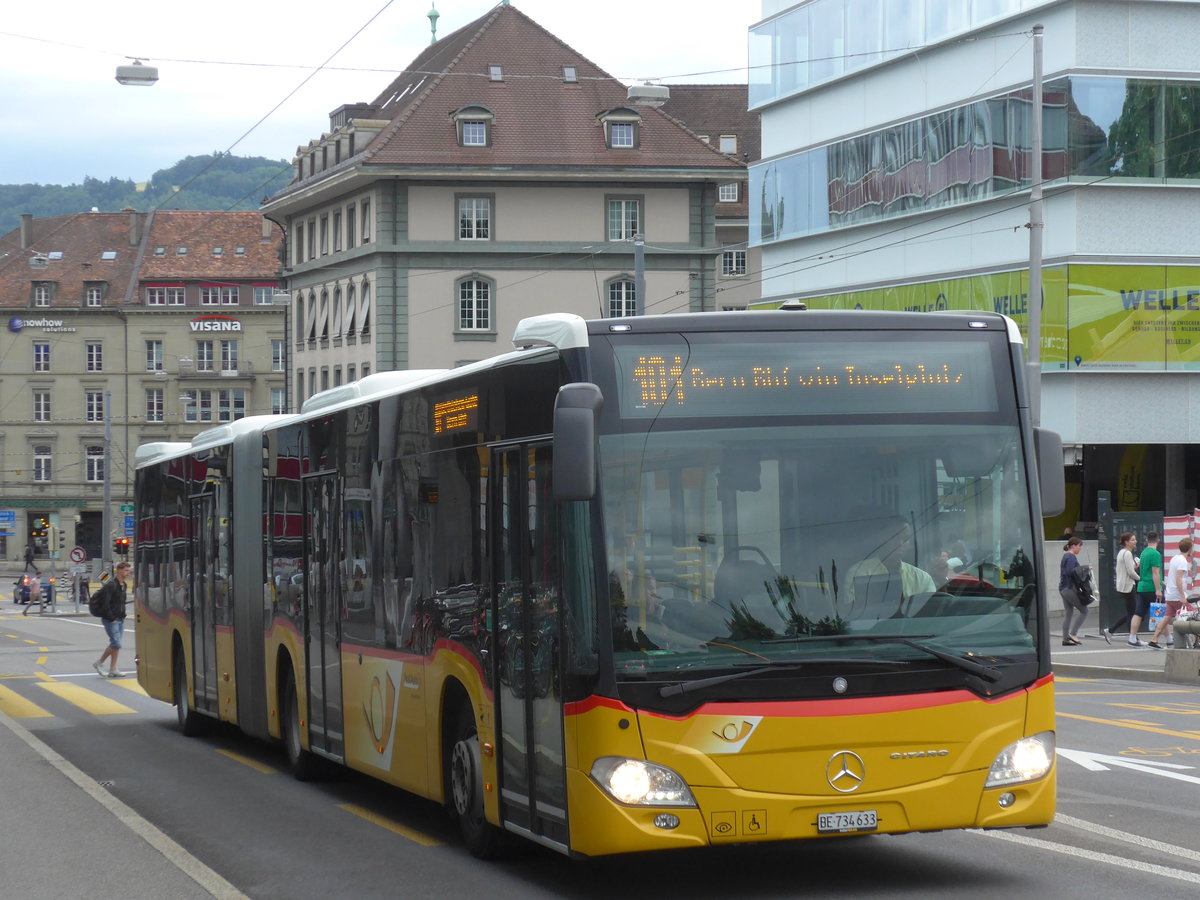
[281,667,319,781]
[448,706,501,858]
[173,652,204,736]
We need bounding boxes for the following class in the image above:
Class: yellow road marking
[36,682,136,715]
[0,683,52,718]
[1058,711,1200,740]
[109,677,148,696]
[1057,689,1196,694]
[36,656,46,666]
[216,749,277,775]
[338,804,443,846]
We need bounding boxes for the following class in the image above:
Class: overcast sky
[0,0,759,187]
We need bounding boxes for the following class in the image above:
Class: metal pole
[102,389,112,573]
[634,232,646,316]
[1027,24,1044,427]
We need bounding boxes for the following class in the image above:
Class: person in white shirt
[1149,537,1192,649]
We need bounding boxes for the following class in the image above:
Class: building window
[220,340,239,373]
[100,250,117,260]
[217,389,245,421]
[33,446,52,483]
[146,286,184,305]
[320,216,329,255]
[346,206,356,248]
[86,446,105,483]
[452,106,495,147]
[254,286,275,305]
[196,341,214,371]
[176,246,188,256]
[721,249,747,277]
[457,278,492,331]
[360,200,372,243]
[488,64,503,82]
[146,340,163,371]
[33,390,50,423]
[563,65,578,83]
[85,285,104,306]
[718,183,739,202]
[307,219,316,258]
[153,246,166,256]
[719,135,738,154]
[294,223,305,263]
[146,388,164,423]
[182,389,244,423]
[33,283,52,306]
[85,392,104,423]
[271,388,286,415]
[600,108,641,149]
[332,211,342,251]
[607,197,642,241]
[607,279,637,317]
[85,342,103,372]
[457,196,492,240]
[201,286,238,305]
[212,246,224,257]
[272,339,285,371]
[33,343,50,372]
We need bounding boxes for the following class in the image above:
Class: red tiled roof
[298,4,744,179]
[139,211,281,281]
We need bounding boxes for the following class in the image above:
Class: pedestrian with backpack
[91,562,131,678]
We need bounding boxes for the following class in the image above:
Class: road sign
[0,509,14,536]
[120,504,134,513]
[70,546,87,563]
[123,515,135,537]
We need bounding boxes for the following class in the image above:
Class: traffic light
[114,537,130,556]
[57,528,65,551]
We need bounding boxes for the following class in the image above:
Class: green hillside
[0,154,293,234]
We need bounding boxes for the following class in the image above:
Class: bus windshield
[594,329,1040,699]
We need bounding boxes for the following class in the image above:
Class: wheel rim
[450,736,479,818]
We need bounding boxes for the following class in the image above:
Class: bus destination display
[615,339,999,417]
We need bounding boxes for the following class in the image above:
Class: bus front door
[494,444,568,847]
[188,494,219,716]
[303,473,345,762]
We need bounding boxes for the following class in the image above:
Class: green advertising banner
[752,264,1200,371]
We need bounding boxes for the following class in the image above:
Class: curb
[1052,663,1164,684]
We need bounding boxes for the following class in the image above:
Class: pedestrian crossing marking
[110,677,148,696]
[36,681,137,715]
[0,683,52,718]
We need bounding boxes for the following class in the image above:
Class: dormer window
[599,107,641,150]
[451,105,495,148]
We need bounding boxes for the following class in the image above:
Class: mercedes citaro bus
[134,309,1064,858]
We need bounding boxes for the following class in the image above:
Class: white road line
[1053,812,1200,865]
[971,827,1199,884]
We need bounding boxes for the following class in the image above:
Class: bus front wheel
[448,706,501,858]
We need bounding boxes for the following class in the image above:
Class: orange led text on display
[433,395,479,434]
[631,355,968,409]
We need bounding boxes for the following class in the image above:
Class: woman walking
[1059,536,1089,645]
[1103,532,1139,643]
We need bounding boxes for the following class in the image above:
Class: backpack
[88,586,106,618]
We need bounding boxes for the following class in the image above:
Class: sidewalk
[1047,605,1197,684]
[0,711,245,900]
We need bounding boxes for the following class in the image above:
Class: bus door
[188,494,219,716]
[494,444,568,847]
[303,472,345,762]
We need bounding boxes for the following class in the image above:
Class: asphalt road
[2,610,1198,899]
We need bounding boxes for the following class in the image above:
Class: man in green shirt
[1129,531,1162,647]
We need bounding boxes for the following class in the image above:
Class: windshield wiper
[762,632,1003,682]
[658,658,908,698]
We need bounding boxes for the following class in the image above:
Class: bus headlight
[590,757,697,807]
[985,731,1055,788]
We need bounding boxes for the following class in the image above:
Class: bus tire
[448,705,501,859]
[174,651,204,737]
[281,667,319,781]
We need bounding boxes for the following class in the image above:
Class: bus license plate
[817,810,878,834]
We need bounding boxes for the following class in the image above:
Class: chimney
[128,209,143,246]
[20,214,33,249]
[262,217,273,241]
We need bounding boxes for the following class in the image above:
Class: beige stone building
[0,210,284,564]
[262,3,749,403]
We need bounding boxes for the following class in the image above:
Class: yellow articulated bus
[133,309,1065,858]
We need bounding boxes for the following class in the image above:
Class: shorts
[103,619,124,650]
[1165,600,1184,618]
[1134,591,1154,619]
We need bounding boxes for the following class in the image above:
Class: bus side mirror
[1034,427,1065,518]
[553,383,603,501]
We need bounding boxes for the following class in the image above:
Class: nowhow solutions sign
[189,315,242,332]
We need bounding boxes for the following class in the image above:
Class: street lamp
[115,59,158,87]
